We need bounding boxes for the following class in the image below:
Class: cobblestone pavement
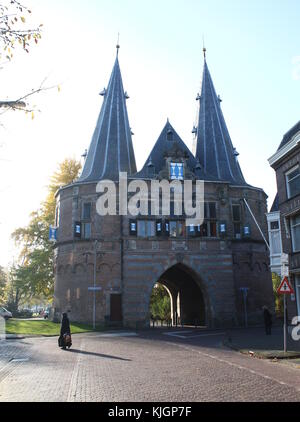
[0,329,300,402]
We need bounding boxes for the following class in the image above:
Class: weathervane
[116,32,120,56]
[203,35,206,59]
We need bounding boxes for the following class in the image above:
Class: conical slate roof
[135,121,211,180]
[79,53,137,182]
[195,59,247,185]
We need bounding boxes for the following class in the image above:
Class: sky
[0,0,299,268]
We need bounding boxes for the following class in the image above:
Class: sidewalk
[223,326,300,361]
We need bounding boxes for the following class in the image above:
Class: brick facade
[53,180,274,328]
[270,141,300,320]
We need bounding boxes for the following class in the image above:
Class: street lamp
[239,287,249,328]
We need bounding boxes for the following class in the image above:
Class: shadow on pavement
[65,348,132,361]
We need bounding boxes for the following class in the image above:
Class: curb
[223,340,300,360]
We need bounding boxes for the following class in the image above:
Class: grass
[5,319,100,336]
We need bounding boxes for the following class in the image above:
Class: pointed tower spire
[195,59,246,185]
[79,52,137,182]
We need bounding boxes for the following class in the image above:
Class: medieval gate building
[53,48,274,328]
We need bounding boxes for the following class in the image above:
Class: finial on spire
[202,35,206,60]
[116,32,120,57]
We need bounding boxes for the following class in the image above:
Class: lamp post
[93,240,98,330]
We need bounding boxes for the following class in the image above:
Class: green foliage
[150,283,171,321]
[272,272,283,316]
[0,266,8,305]
[10,158,81,306]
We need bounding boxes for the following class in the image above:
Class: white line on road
[163,331,225,339]
[93,332,138,338]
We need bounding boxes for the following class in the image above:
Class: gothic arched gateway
[150,263,206,327]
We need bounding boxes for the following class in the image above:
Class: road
[0,328,300,402]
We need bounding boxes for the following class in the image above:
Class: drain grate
[10,358,29,363]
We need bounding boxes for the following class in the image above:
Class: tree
[11,158,81,303]
[150,283,171,321]
[5,265,25,313]
[0,1,55,116]
[0,265,8,305]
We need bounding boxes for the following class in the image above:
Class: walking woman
[262,306,272,335]
[58,312,72,350]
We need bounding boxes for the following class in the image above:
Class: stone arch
[74,263,85,274]
[98,263,112,274]
[86,263,94,273]
[64,264,72,275]
[254,262,262,272]
[111,263,121,274]
[146,259,215,328]
[262,263,269,272]
[57,265,64,275]
[242,262,251,271]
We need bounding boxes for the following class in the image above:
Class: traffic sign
[88,287,102,291]
[281,265,289,277]
[277,277,294,294]
[281,253,289,265]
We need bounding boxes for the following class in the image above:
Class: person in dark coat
[58,312,72,349]
[263,306,272,335]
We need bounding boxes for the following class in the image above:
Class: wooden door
[110,294,122,322]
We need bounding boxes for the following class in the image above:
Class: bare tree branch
[0,77,59,115]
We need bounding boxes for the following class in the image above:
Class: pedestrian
[58,312,72,350]
[262,306,272,335]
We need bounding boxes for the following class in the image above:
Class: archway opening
[149,264,206,327]
[149,283,172,326]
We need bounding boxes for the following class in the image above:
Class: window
[232,204,241,239]
[137,220,155,238]
[269,219,282,255]
[197,202,217,237]
[74,222,81,238]
[129,220,137,236]
[80,203,92,239]
[187,203,217,238]
[286,166,300,199]
[170,163,184,180]
[82,202,91,220]
[83,222,91,239]
[169,221,185,238]
[291,214,300,252]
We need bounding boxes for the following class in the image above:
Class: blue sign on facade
[49,226,57,242]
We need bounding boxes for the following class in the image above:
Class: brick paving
[0,330,300,402]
